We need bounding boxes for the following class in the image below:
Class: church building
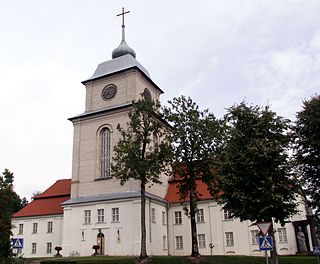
[12,9,313,258]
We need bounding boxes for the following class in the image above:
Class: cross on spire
[117,7,130,28]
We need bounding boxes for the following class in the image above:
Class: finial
[112,7,136,59]
[117,7,130,28]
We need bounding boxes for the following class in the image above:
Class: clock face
[102,84,117,100]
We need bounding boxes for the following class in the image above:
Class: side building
[12,179,71,257]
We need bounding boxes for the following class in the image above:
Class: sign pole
[317,254,319,264]
[265,250,269,264]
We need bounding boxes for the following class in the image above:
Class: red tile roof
[13,179,71,218]
[165,179,213,203]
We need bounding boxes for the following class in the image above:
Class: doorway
[97,232,105,255]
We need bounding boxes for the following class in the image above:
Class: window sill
[96,222,106,224]
[196,221,205,224]
[111,221,120,223]
[95,177,112,181]
[83,223,92,225]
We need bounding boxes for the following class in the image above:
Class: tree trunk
[270,223,278,264]
[189,190,200,257]
[140,181,148,259]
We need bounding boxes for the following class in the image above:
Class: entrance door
[97,232,105,255]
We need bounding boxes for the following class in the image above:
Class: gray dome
[112,25,136,59]
[112,39,136,59]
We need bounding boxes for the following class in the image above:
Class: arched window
[100,128,111,178]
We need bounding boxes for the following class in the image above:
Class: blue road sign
[11,238,23,249]
[259,236,273,251]
[314,246,320,255]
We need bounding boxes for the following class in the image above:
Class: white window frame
[32,223,38,234]
[198,234,206,248]
[196,208,204,223]
[175,236,183,250]
[97,209,105,223]
[278,227,288,243]
[100,128,111,179]
[163,235,167,250]
[46,242,52,254]
[174,211,182,224]
[31,243,37,254]
[223,209,232,220]
[151,208,156,223]
[250,230,259,245]
[225,232,234,247]
[47,222,53,233]
[18,224,23,234]
[84,210,91,224]
[162,211,166,225]
[112,207,119,222]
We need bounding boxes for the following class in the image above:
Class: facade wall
[84,69,161,113]
[12,215,63,257]
[167,200,307,256]
[62,198,168,257]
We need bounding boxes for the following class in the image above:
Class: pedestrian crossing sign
[11,238,24,249]
[314,246,320,255]
[259,236,273,251]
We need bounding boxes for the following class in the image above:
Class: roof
[81,54,164,94]
[62,191,166,206]
[82,54,150,82]
[13,179,71,218]
[165,179,213,203]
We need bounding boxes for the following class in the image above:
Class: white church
[12,9,313,258]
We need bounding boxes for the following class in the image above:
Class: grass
[35,255,318,264]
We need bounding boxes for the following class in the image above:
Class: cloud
[244,30,320,120]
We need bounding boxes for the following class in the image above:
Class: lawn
[36,255,317,264]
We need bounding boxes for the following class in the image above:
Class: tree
[163,96,222,257]
[112,99,171,260]
[294,94,320,246]
[0,169,28,258]
[216,102,298,264]
[294,95,320,214]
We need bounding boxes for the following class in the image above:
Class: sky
[0,0,319,200]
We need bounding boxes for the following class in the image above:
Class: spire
[112,7,136,59]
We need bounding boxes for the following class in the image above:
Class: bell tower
[69,8,166,199]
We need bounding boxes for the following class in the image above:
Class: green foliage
[112,98,171,185]
[294,94,320,216]
[112,98,171,259]
[217,102,298,225]
[0,169,28,258]
[163,96,222,257]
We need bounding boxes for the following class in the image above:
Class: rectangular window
[162,211,166,225]
[225,232,234,247]
[112,208,119,222]
[84,210,91,224]
[250,230,259,244]
[198,234,206,248]
[47,222,53,233]
[97,209,105,223]
[174,211,182,224]
[163,235,167,250]
[32,223,38,234]
[223,209,232,220]
[18,224,23,234]
[151,208,156,223]
[175,236,183,250]
[46,242,52,254]
[278,228,288,243]
[196,209,204,223]
[31,243,36,254]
